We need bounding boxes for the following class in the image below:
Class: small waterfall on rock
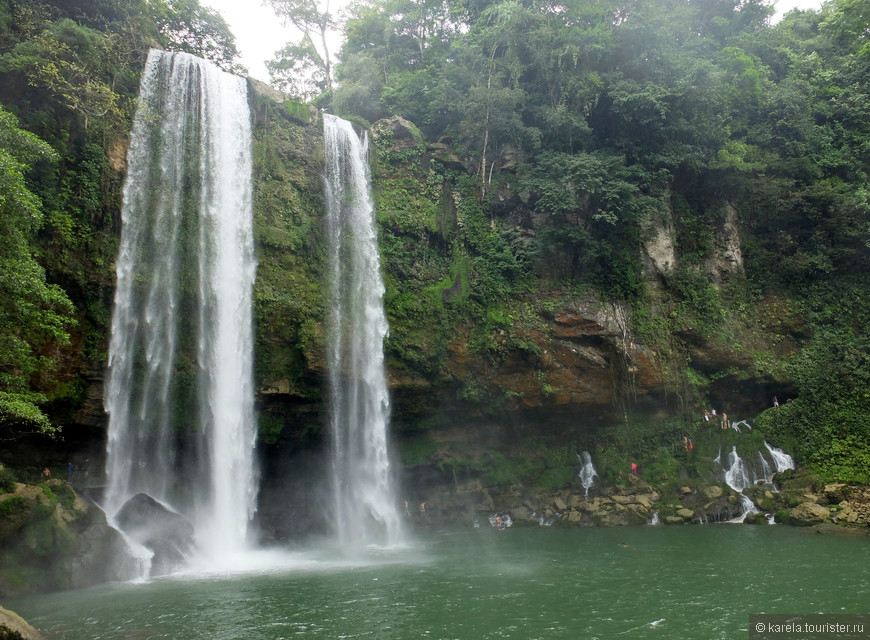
[104,49,258,570]
[577,451,598,497]
[722,446,759,522]
[723,447,752,492]
[323,114,402,547]
[758,452,774,485]
[765,441,795,472]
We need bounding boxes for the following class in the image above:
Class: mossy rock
[743,512,769,525]
[773,509,791,524]
[0,497,30,539]
[0,468,16,494]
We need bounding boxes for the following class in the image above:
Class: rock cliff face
[433,293,661,413]
[345,116,790,434]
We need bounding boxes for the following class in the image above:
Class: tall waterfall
[322,114,402,546]
[104,49,258,560]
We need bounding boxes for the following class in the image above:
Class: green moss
[280,100,316,124]
[0,467,16,493]
[538,466,576,491]
[52,483,75,510]
[0,496,27,518]
[27,514,72,558]
[483,452,537,487]
[397,438,442,467]
[250,93,327,393]
[258,414,286,446]
[38,484,56,503]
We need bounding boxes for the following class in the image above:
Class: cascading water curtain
[104,49,258,559]
[323,114,403,546]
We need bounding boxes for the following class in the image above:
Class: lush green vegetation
[0,0,239,436]
[324,0,870,479]
[756,282,870,483]
[327,0,870,301]
[0,106,73,432]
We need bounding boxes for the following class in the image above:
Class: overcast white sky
[202,0,828,84]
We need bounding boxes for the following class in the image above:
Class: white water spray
[577,451,598,497]
[722,446,759,522]
[104,50,258,562]
[758,451,774,485]
[764,441,795,473]
[323,114,402,547]
[723,446,753,492]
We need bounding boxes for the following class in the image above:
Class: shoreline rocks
[405,474,870,532]
[0,606,43,640]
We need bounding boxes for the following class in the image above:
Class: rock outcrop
[115,493,195,576]
[0,606,43,640]
[788,501,832,526]
[0,479,132,597]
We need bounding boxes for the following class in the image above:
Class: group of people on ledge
[702,408,730,429]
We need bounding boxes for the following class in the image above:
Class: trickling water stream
[722,446,760,522]
[104,49,257,567]
[765,441,795,472]
[577,451,598,497]
[322,114,402,547]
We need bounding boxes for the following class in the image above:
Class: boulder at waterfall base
[115,493,195,575]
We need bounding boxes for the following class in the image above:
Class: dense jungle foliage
[0,0,868,485]
[321,0,870,481]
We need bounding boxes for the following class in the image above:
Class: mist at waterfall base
[11,526,870,639]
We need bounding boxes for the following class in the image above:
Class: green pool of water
[8,525,869,639]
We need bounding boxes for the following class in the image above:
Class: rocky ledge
[403,470,870,532]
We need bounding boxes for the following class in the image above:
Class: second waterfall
[323,115,403,546]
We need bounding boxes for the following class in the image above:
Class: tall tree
[266,0,337,95]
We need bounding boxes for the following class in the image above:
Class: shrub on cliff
[757,283,870,484]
